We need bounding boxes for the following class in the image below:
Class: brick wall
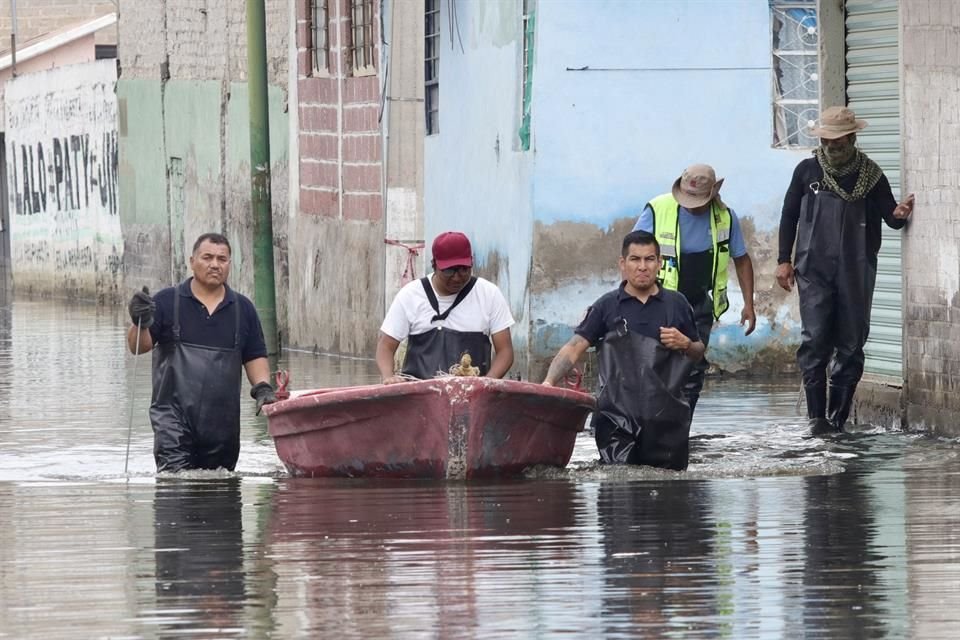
[0,0,116,45]
[296,0,382,221]
[901,0,960,435]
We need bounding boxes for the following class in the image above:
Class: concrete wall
[288,0,384,355]
[900,0,960,436]
[0,0,117,45]
[528,0,810,378]
[422,0,535,373]
[117,0,290,333]
[4,60,121,302]
[382,0,425,312]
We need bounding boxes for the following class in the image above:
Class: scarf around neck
[814,147,884,202]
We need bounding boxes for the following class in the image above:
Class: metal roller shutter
[845,0,902,381]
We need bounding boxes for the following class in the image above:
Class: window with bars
[310,0,329,74]
[350,0,376,74]
[425,0,440,135]
[771,0,819,149]
[518,0,535,150]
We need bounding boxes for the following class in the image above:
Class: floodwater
[2,292,960,639]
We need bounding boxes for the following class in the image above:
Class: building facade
[1,14,119,300]
[423,0,818,379]
[117,0,291,324]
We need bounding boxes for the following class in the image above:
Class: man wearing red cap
[376,231,515,383]
[777,106,914,434]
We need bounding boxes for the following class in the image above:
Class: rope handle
[564,367,584,392]
[275,370,290,400]
[384,238,425,286]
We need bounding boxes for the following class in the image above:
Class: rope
[384,238,425,286]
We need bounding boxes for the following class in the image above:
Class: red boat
[263,377,596,479]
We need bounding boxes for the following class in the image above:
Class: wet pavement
[2,292,960,638]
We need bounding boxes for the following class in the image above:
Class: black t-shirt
[575,282,700,346]
[149,279,268,364]
[778,156,904,264]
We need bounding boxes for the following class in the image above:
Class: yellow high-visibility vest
[649,193,731,320]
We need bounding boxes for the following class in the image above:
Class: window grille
[425,0,440,135]
[771,1,819,149]
[350,0,376,74]
[311,0,329,74]
[518,0,535,150]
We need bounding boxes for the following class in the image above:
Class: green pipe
[246,0,278,355]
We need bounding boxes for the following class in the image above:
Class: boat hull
[264,377,595,479]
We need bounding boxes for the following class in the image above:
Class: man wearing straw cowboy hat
[777,106,914,434]
[633,164,757,416]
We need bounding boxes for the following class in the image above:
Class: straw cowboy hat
[809,106,868,140]
[672,164,724,209]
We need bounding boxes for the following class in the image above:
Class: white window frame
[771,0,820,149]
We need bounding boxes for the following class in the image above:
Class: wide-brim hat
[809,105,867,140]
[672,164,724,209]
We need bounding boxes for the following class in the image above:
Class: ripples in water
[3,295,960,638]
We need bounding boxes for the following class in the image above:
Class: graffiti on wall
[3,60,123,298]
[7,131,119,217]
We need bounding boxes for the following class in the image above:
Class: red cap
[432,231,473,270]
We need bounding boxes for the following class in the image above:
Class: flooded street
[2,294,960,638]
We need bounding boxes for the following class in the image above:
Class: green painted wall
[163,80,223,186]
[118,77,289,308]
[226,82,290,172]
[225,82,290,282]
[117,79,167,226]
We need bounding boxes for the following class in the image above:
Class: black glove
[128,286,155,328]
[251,381,278,415]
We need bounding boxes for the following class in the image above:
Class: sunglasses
[439,265,471,277]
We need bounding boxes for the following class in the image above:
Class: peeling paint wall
[383,0,425,312]
[287,0,386,356]
[4,60,122,302]
[117,0,289,332]
[425,0,813,378]
[423,0,534,373]
[527,1,810,378]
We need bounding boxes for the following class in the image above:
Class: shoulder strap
[420,277,440,316]
[421,276,479,322]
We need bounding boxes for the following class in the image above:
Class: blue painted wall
[425,0,809,377]
[423,0,535,356]
[529,0,808,374]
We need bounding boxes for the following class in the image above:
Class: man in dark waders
[126,233,277,472]
[543,231,705,470]
[777,106,914,434]
[376,231,515,383]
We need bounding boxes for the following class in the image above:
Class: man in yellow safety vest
[633,164,756,415]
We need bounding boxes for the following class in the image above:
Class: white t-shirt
[380,275,515,340]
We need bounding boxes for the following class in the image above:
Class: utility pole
[245,0,278,355]
[9,0,17,77]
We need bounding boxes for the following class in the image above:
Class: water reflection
[598,481,717,635]
[266,479,589,637]
[802,469,883,638]
[5,295,960,638]
[152,479,247,637]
